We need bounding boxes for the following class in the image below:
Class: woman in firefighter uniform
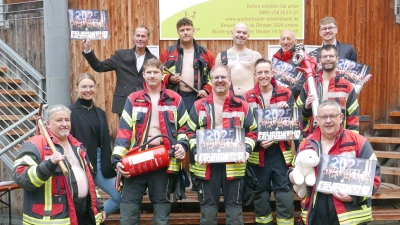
[242,58,295,225]
[13,104,104,225]
[186,65,258,225]
[111,58,190,225]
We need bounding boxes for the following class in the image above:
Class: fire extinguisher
[121,134,176,177]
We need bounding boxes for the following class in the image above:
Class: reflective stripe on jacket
[243,78,295,166]
[186,93,257,180]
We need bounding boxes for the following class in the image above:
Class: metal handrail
[0,109,38,136]
[0,128,35,157]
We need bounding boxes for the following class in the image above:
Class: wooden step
[0,66,7,73]
[373,124,400,129]
[374,150,400,159]
[0,78,22,84]
[390,111,400,117]
[0,115,35,121]
[0,102,40,108]
[367,137,400,144]
[6,129,30,136]
[380,166,400,176]
[0,89,37,96]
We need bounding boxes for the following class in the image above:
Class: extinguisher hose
[126,134,176,157]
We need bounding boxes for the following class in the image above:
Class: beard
[322,62,337,72]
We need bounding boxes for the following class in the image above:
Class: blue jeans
[94,148,121,216]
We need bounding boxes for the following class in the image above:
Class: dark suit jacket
[69,101,116,178]
[82,46,157,114]
[310,41,358,62]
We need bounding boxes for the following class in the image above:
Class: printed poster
[67,9,110,40]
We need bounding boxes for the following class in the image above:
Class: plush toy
[292,149,320,198]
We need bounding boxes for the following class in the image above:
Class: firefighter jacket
[242,78,295,166]
[186,93,258,180]
[296,71,359,137]
[13,132,103,225]
[294,127,380,225]
[112,81,190,174]
[160,39,215,94]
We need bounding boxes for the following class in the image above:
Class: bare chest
[214,103,223,129]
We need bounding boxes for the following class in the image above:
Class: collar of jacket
[47,129,82,147]
[176,38,201,53]
[252,77,279,97]
[204,91,243,109]
[273,46,296,62]
[316,70,341,82]
[132,45,152,55]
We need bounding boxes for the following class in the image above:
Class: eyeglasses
[212,76,229,81]
[321,54,337,60]
[320,26,336,32]
[80,85,95,90]
[317,113,341,121]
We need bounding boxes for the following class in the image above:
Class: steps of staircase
[0,102,39,108]
[0,66,7,73]
[0,115,35,121]
[0,89,37,96]
[6,129,30,136]
[0,78,22,84]
[367,137,400,144]
[390,111,400,117]
[373,124,400,129]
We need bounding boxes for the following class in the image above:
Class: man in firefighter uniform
[288,100,380,225]
[186,64,258,225]
[160,17,215,111]
[273,29,306,98]
[112,58,190,225]
[243,58,295,225]
[296,44,359,137]
[13,104,105,225]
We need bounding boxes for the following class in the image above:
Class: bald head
[231,22,250,46]
[279,29,297,51]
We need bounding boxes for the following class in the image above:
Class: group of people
[12,15,381,225]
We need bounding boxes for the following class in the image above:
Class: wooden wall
[68,0,400,139]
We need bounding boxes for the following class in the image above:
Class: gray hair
[210,64,231,78]
[45,104,71,122]
[317,100,341,114]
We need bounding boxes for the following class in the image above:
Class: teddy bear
[292,149,320,198]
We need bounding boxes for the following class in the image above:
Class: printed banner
[67,9,110,40]
[196,128,246,163]
[272,57,304,89]
[256,107,302,141]
[159,0,305,40]
[336,58,371,94]
[316,155,377,197]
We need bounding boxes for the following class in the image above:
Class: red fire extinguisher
[121,135,176,177]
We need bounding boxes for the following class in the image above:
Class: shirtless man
[160,17,215,111]
[112,58,189,225]
[215,23,262,96]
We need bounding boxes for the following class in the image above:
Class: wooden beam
[367,137,400,144]
[375,151,400,159]
[381,166,400,176]
[0,102,39,108]
[0,66,7,73]
[0,115,35,121]
[390,111,400,117]
[373,124,400,129]
[0,90,37,96]
[0,78,22,84]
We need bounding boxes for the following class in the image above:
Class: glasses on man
[320,26,336,32]
[212,76,229,81]
[317,113,342,121]
[80,85,95,90]
[321,55,337,60]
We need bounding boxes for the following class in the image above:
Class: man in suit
[311,17,357,61]
[82,25,157,116]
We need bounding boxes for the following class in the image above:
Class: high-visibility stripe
[199,111,207,118]
[14,155,38,168]
[113,146,127,157]
[23,214,70,225]
[179,111,189,127]
[248,151,259,165]
[187,119,197,131]
[255,213,273,224]
[189,139,196,150]
[248,102,258,109]
[327,91,349,98]
[121,111,133,128]
[347,99,359,115]
[337,206,372,225]
[296,97,304,107]
[177,133,187,141]
[158,105,177,112]
[43,177,52,220]
[221,111,245,118]
[249,119,257,131]
[95,212,102,224]
[276,217,294,225]
[27,166,45,187]
[245,137,255,150]
[132,107,149,113]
